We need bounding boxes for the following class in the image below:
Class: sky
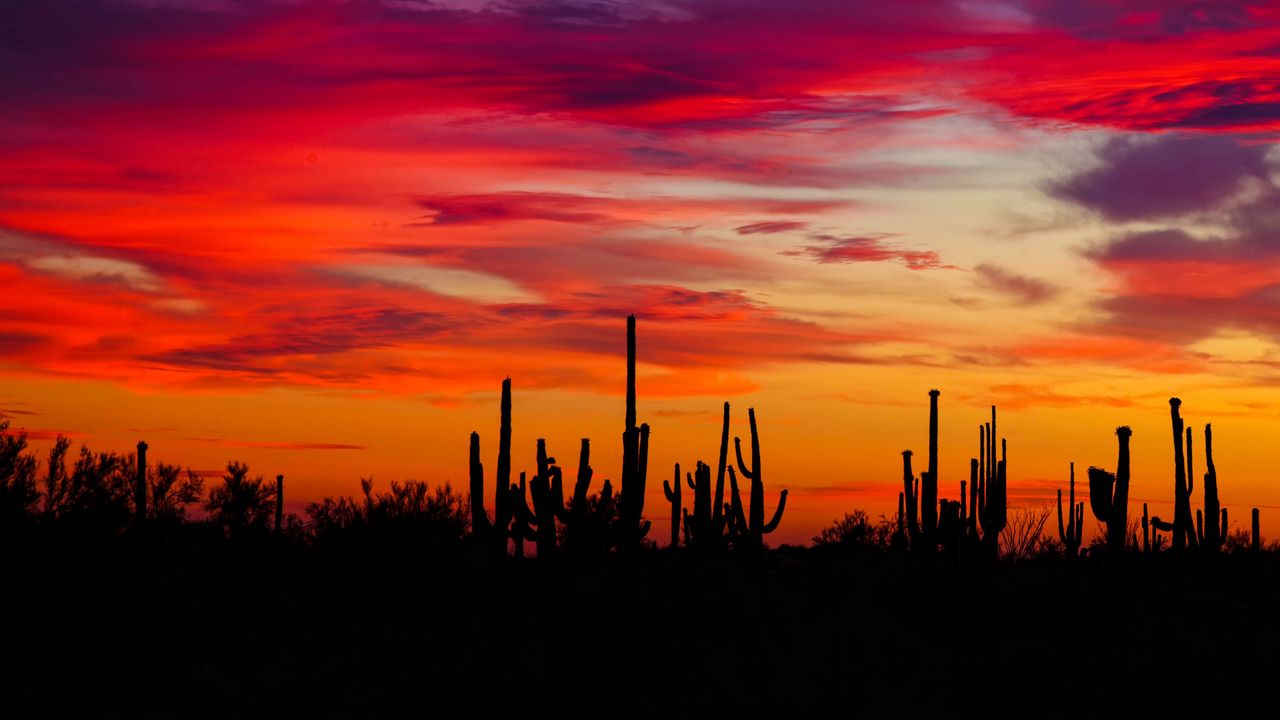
[5,0,1280,545]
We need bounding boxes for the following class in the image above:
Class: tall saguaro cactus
[727,408,788,551]
[1198,424,1226,552]
[923,389,940,541]
[901,450,919,544]
[1088,426,1132,556]
[469,378,515,556]
[618,315,651,551]
[978,436,1007,554]
[1169,398,1198,551]
[135,440,148,524]
[528,438,565,558]
[560,439,596,554]
[663,463,682,548]
[1057,463,1083,558]
[275,474,284,534]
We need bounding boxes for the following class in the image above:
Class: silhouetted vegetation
[3,317,1280,714]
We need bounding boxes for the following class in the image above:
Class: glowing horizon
[6,0,1280,545]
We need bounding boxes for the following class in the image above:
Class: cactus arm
[1057,488,1066,544]
[761,489,788,534]
[713,402,729,533]
[1087,467,1115,523]
[469,432,492,534]
[727,467,747,536]
[734,437,754,481]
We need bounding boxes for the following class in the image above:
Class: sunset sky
[6,0,1280,545]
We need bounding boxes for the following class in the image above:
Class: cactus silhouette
[1142,502,1150,554]
[528,439,565,558]
[726,407,787,551]
[1252,508,1261,552]
[134,440,148,525]
[560,438,600,554]
[901,450,919,545]
[1057,462,1084,558]
[682,403,733,551]
[1169,399,1198,551]
[275,474,284,534]
[509,472,536,558]
[974,407,1006,555]
[1197,424,1226,552]
[469,378,515,556]
[922,389,940,541]
[618,315,651,551]
[663,463,681,548]
[1088,426,1131,556]
[977,437,1007,554]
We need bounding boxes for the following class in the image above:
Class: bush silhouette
[205,461,276,540]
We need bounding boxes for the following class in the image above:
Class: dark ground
[5,539,1278,718]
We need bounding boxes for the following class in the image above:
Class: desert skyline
[5,1,1280,544]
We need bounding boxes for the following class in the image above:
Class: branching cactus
[618,314,651,551]
[469,378,515,556]
[560,439,597,554]
[726,408,788,551]
[1197,424,1226,552]
[528,439,565,558]
[1169,399,1198,551]
[663,463,682,548]
[509,472,536,559]
[978,438,1007,551]
[1088,426,1131,556]
[901,450,920,544]
[1057,462,1084,558]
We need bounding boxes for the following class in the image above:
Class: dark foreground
[5,539,1278,718]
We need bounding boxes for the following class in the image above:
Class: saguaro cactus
[1252,508,1261,552]
[1197,424,1226,552]
[509,472,536,559]
[923,389,940,541]
[1057,462,1084,558]
[1088,426,1132,556]
[135,440,148,524]
[469,378,515,556]
[1169,399,1198,551]
[528,439,565,558]
[727,408,788,551]
[275,474,284,533]
[978,436,1007,553]
[560,439,596,554]
[618,315,651,551]
[901,450,919,544]
[663,463,682,548]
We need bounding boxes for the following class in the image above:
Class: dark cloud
[735,221,809,235]
[411,192,612,226]
[782,234,951,270]
[1049,134,1271,221]
[973,264,1059,305]
[150,308,450,374]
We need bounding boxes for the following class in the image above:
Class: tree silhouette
[0,421,39,530]
[205,461,276,540]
